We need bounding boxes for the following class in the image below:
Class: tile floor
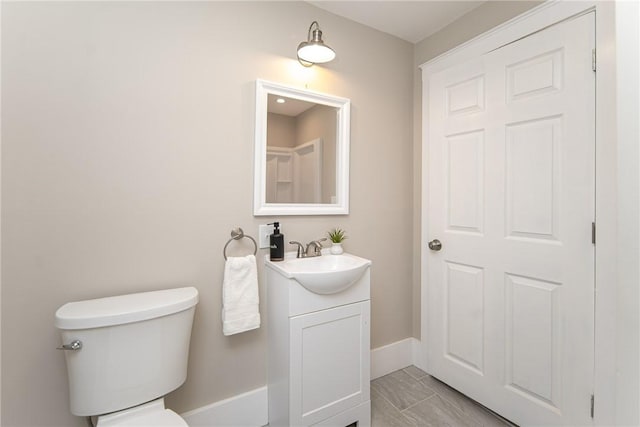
[371,366,516,427]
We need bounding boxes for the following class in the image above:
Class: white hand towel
[222,254,261,336]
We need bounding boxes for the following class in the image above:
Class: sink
[266,253,371,295]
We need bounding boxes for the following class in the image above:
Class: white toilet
[55,287,199,426]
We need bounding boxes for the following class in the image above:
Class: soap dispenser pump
[269,222,284,261]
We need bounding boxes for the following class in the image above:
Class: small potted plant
[327,228,347,255]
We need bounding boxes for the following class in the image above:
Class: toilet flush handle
[57,340,82,351]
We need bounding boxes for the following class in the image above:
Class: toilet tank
[55,287,199,417]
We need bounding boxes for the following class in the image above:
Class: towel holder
[223,227,258,260]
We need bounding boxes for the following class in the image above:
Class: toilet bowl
[55,287,199,426]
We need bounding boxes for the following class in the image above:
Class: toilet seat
[95,398,188,427]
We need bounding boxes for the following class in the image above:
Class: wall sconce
[297,21,336,67]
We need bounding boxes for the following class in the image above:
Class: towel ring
[223,227,258,260]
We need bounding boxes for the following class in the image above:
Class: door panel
[506,48,563,102]
[505,273,561,409]
[446,75,485,116]
[426,13,595,426]
[446,131,484,233]
[445,261,485,374]
[505,116,561,240]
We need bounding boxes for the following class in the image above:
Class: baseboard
[370,337,420,379]
[181,386,268,427]
[182,338,420,426]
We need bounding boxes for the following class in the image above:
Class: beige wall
[1,2,413,426]
[410,0,543,338]
[2,1,567,425]
[267,112,296,148]
[414,1,544,65]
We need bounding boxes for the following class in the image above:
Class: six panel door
[426,12,595,426]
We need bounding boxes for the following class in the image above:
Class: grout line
[400,391,436,413]
[397,410,419,426]
[402,367,429,381]
[374,373,436,413]
[377,368,516,426]
[421,377,513,426]
[371,386,400,411]
[371,386,417,426]
[425,391,480,426]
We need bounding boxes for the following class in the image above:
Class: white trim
[182,338,420,426]
[613,2,640,423]
[411,335,426,373]
[593,5,618,424]
[0,0,3,421]
[370,337,420,380]
[181,386,268,427]
[253,79,350,216]
[420,1,620,425]
[419,1,596,73]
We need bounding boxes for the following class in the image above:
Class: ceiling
[267,94,316,117]
[308,1,486,44]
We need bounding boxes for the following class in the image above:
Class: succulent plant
[327,228,348,243]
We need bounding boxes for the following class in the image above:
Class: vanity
[255,78,366,425]
[265,252,372,427]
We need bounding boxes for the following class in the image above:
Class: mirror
[254,79,350,216]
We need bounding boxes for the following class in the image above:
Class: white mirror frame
[254,79,351,216]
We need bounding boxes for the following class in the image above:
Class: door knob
[428,239,442,251]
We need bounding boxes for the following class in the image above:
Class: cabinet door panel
[290,301,370,426]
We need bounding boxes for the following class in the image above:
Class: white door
[425,13,595,426]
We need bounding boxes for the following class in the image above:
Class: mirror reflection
[266,95,338,204]
[254,79,350,216]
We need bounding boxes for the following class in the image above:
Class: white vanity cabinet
[266,254,371,427]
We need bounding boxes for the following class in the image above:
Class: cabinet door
[290,301,370,426]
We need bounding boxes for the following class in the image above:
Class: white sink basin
[266,253,371,295]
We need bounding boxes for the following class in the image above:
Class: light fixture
[276,98,286,104]
[297,21,336,67]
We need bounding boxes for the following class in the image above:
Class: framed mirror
[254,79,350,216]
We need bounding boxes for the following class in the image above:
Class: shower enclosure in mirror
[254,80,350,215]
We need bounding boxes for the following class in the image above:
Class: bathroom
[1,1,638,426]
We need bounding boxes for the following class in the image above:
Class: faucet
[290,238,327,258]
[289,241,305,258]
[305,238,327,257]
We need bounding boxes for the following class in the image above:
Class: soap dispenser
[269,222,284,261]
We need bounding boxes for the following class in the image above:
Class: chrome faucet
[305,238,327,257]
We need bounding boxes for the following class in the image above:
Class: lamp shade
[297,22,336,66]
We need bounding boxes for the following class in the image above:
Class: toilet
[55,287,199,426]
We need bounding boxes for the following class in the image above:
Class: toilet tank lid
[55,287,199,330]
